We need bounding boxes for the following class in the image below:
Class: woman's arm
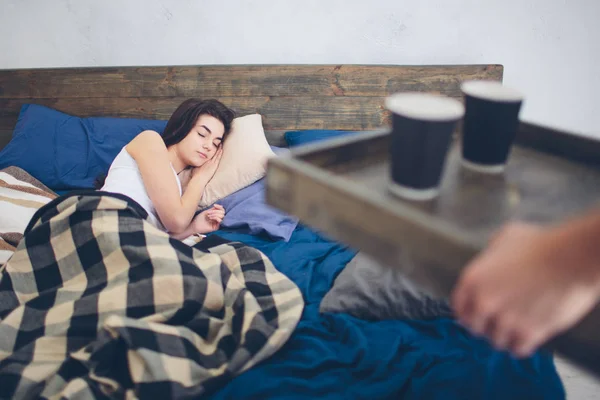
[126,130,219,233]
[170,221,202,241]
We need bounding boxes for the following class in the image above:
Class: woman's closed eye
[198,129,222,148]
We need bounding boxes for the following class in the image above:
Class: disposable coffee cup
[385,93,465,201]
[460,80,524,173]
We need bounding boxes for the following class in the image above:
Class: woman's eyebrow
[200,125,212,134]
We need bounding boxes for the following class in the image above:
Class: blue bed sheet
[207,225,565,399]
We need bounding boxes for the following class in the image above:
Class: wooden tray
[265,121,600,376]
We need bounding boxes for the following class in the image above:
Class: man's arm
[544,209,600,283]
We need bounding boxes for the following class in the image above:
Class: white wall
[1,0,598,137]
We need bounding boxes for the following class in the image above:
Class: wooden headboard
[0,64,503,149]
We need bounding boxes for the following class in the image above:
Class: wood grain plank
[336,65,503,96]
[0,65,502,99]
[0,64,504,151]
[0,96,395,132]
[0,129,12,150]
[0,116,17,132]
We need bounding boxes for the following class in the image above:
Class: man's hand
[452,222,600,357]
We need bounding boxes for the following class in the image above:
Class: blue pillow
[0,104,167,190]
[208,146,299,241]
[284,129,359,147]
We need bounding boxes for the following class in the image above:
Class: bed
[0,65,564,399]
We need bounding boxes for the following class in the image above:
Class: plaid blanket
[0,167,57,265]
[0,193,303,399]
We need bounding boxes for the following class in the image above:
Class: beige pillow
[188,113,275,207]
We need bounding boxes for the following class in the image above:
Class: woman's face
[179,115,225,167]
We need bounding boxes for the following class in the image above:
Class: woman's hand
[192,204,225,234]
[192,147,223,182]
[452,222,600,358]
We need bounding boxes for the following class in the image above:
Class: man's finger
[490,313,516,351]
[452,276,476,324]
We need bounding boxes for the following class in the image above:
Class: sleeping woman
[98,98,235,239]
[0,99,305,399]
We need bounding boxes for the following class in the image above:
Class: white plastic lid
[385,92,465,122]
[461,80,523,103]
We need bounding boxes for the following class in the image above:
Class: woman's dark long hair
[95,99,235,189]
[162,98,235,147]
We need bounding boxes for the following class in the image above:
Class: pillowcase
[208,146,298,241]
[320,251,453,321]
[0,104,167,190]
[199,114,275,207]
[284,129,359,147]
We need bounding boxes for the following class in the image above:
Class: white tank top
[100,147,182,231]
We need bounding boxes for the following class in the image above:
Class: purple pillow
[209,147,299,241]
